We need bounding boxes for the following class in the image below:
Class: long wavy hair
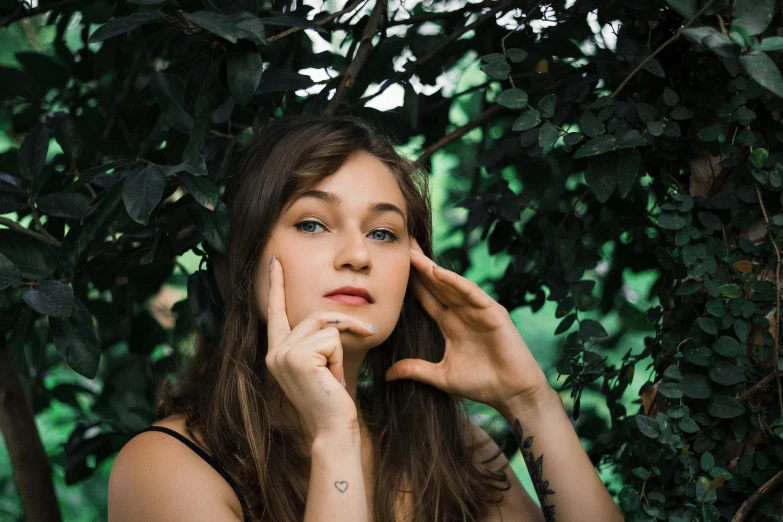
[156,115,510,521]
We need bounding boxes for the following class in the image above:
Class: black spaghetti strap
[130,426,240,494]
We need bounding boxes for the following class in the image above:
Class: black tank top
[130,426,247,519]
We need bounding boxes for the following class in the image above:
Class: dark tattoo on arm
[334,481,348,493]
[514,418,556,522]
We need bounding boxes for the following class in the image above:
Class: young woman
[108,116,623,522]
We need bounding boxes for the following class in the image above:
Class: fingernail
[366,322,377,333]
[341,375,347,388]
[269,256,275,271]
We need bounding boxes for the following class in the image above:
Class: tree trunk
[0,335,62,522]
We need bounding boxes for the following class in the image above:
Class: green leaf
[709,361,746,385]
[496,88,529,109]
[150,73,194,133]
[664,365,682,380]
[632,467,650,480]
[22,280,74,319]
[757,36,783,51]
[0,252,21,291]
[708,394,746,418]
[122,164,166,226]
[17,122,50,188]
[505,48,528,63]
[684,345,714,366]
[679,416,701,433]
[740,50,783,99]
[635,415,661,438]
[617,149,642,198]
[658,211,688,230]
[733,0,775,36]
[178,172,219,211]
[573,134,617,159]
[730,24,752,48]
[187,199,231,254]
[663,87,680,106]
[666,0,697,18]
[618,487,641,512]
[537,94,557,118]
[585,153,618,203]
[538,122,559,149]
[749,147,769,169]
[700,452,715,472]
[697,317,718,335]
[512,109,541,131]
[182,11,238,43]
[697,124,726,142]
[578,111,605,137]
[481,61,511,80]
[87,12,168,43]
[719,283,740,298]
[0,230,58,280]
[555,313,576,334]
[680,374,712,399]
[50,297,101,379]
[227,43,264,107]
[713,335,745,359]
[579,318,608,340]
[658,382,683,398]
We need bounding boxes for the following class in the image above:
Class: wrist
[496,383,561,421]
[312,424,362,451]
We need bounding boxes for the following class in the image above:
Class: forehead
[285,153,406,215]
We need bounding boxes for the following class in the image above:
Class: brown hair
[156,115,510,521]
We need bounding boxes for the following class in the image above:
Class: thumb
[385,359,444,389]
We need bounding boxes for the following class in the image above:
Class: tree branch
[322,0,388,117]
[731,469,783,522]
[0,216,62,247]
[415,104,503,166]
[267,0,367,43]
[0,336,63,521]
[351,0,516,109]
[611,0,715,99]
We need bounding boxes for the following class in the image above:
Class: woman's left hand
[385,238,553,411]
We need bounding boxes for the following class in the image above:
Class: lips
[324,286,374,303]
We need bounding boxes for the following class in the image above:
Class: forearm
[497,386,623,522]
[304,429,368,522]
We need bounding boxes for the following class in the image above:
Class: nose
[334,225,372,271]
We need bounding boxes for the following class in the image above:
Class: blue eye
[295,220,398,243]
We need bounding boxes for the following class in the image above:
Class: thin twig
[322,0,387,116]
[268,0,367,43]
[0,216,62,247]
[415,105,503,166]
[611,0,715,99]
[500,0,545,89]
[754,183,783,413]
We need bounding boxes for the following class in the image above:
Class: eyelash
[294,219,399,243]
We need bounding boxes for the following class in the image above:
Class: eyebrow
[285,190,407,224]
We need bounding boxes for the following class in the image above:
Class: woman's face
[255,151,411,352]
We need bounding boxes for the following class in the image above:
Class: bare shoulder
[459,414,545,522]
[108,415,243,522]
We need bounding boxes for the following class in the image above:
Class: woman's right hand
[265,256,377,438]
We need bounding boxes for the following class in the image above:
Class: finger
[267,257,292,352]
[302,330,345,384]
[287,311,376,346]
[408,247,464,305]
[385,357,447,390]
[410,248,493,309]
[411,271,448,319]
